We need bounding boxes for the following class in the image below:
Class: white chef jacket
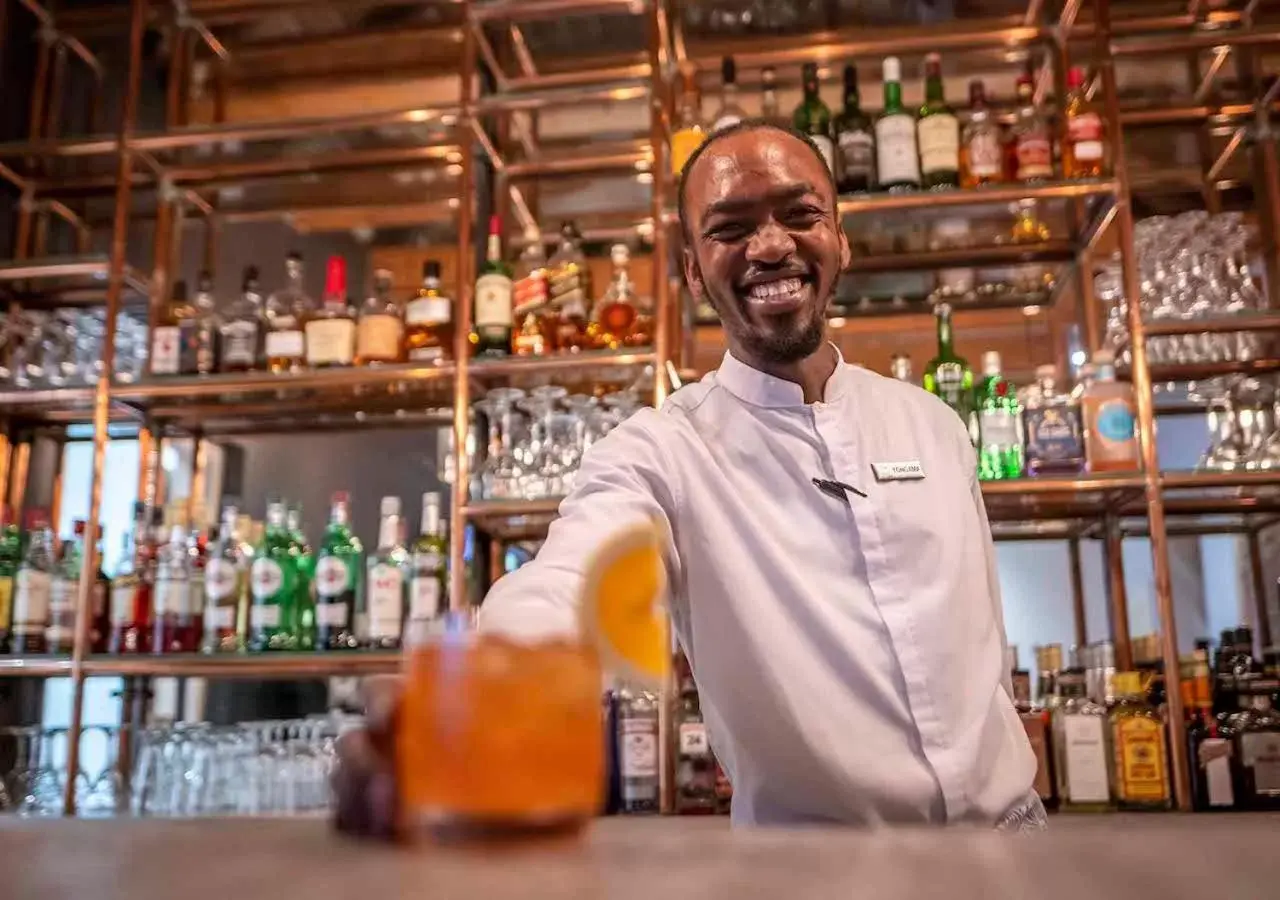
[479,347,1037,827]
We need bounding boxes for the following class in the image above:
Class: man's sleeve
[476,409,681,641]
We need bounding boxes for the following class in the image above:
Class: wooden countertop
[2,814,1276,899]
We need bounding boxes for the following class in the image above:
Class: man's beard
[703,272,828,364]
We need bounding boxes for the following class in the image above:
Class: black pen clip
[812,477,868,502]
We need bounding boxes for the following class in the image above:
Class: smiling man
[475,120,1042,830]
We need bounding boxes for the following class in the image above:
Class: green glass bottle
[0,514,21,653]
[314,492,362,650]
[286,505,315,651]
[792,62,835,176]
[473,215,514,358]
[874,56,920,192]
[917,52,960,189]
[833,64,874,193]
[922,302,975,432]
[248,499,298,652]
[976,351,1025,480]
[409,491,448,635]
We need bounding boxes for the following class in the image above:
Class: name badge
[871,461,925,482]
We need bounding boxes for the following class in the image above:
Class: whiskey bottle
[833,63,874,193]
[473,216,514,358]
[355,268,405,366]
[219,267,264,373]
[976,351,1023,480]
[709,56,746,133]
[512,236,553,357]
[875,57,920,192]
[408,491,447,632]
[46,519,84,655]
[670,66,705,176]
[1064,66,1106,179]
[960,80,1002,188]
[248,499,298,652]
[549,222,591,352]
[1110,671,1172,810]
[917,53,960,190]
[792,62,835,176]
[202,505,246,653]
[150,281,198,376]
[191,272,220,376]
[365,496,408,650]
[1052,668,1112,811]
[921,302,975,431]
[11,514,54,654]
[314,492,361,651]
[1011,73,1053,183]
[591,244,640,351]
[304,256,357,368]
[109,503,153,654]
[153,524,196,654]
[264,252,310,374]
[88,530,109,654]
[404,261,452,363]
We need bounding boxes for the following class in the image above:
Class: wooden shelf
[0,656,72,678]
[837,180,1118,215]
[83,651,402,679]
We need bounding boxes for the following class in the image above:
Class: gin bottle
[921,302,974,432]
[365,496,409,650]
[249,499,298,651]
[1022,365,1086,476]
[976,351,1024,480]
[1052,668,1112,811]
[314,492,362,650]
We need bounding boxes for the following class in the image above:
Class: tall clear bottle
[249,500,298,652]
[264,252,310,374]
[153,524,197,654]
[792,62,834,176]
[46,520,84,654]
[109,502,153,654]
[960,80,1002,188]
[219,267,264,373]
[191,271,221,375]
[710,56,746,133]
[409,491,448,632]
[917,53,960,189]
[1052,668,1113,811]
[759,66,781,126]
[11,514,55,654]
[202,505,247,653]
[1011,73,1053,183]
[616,683,661,814]
[314,492,362,650]
[976,351,1023,480]
[833,63,874,194]
[875,56,920,192]
[365,496,409,650]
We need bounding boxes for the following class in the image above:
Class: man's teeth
[746,278,803,300]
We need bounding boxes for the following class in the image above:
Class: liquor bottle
[202,506,247,653]
[264,252,310,374]
[1022,365,1086,476]
[921,303,975,430]
[1010,198,1051,243]
[287,506,314,651]
[473,216,514,358]
[670,66,705,176]
[976,351,1023,480]
[109,502,152,654]
[961,80,1002,188]
[1011,73,1053,183]
[0,512,18,652]
[150,281,199,376]
[365,496,408,650]
[591,244,639,351]
[710,56,746,133]
[917,53,960,190]
[1052,667,1112,811]
[355,268,405,366]
[1064,66,1105,179]
[616,683,660,813]
[11,514,54,654]
[889,353,915,384]
[1187,651,1236,810]
[549,222,591,353]
[512,236,553,357]
[46,519,86,654]
[674,656,716,814]
[305,256,357,368]
[219,266,264,373]
[153,524,197,654]
[875,57,920,193]
[248,500,299,652]
[792,63,834,176]
[191,271,220,375]
[1222,677,1280,809]
[314,492,362,651]
[759,66,781,126]
[833,64,874,194]
[1109,671,1172,810]
[409,491,447,632]
[404,261,453,363]
[1081,350,1139,472]
[89,530,109,653]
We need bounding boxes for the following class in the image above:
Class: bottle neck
[883,80,902,113]
[486,232,502,263]
[936,309,954,354]
[925,74,945,105]
[378,514,400,550]
[421,500,441,537]
[803,77,820,103]
[329,502,349,527]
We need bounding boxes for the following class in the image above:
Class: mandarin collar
[715,344,849,408]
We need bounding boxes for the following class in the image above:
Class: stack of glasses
[0,309,149,388]
[0,724,125,817]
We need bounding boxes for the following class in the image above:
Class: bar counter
[3,814,1278,899]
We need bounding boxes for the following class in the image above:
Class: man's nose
[744,220,796,264]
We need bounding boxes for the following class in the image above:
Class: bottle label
[207,605,235,631]
[205,559,238,601]
[1240,732,1280,796]
[250,558,284,600]
[407,345,446,363]
[264,329,304,359]
[1069,112,1104,161]
[221,320,259,367]
[356,315,404,361]
[1024,405,1085,464]
[934,361,967,410]
[670,128,705,175]
[405,298,451,326]
[1096,399,1136,445]
[809,135,836,176]
[13,569,52,630]
[679,721,710,757]
[110,581,136,625]
[875,114,920,185]
[151,326,183,375]
[620,720,658,778]
[250,604,280,629]
[155,578,189,616]
[1198,737,1235,807]
[838,129,874,182]
[46,577,76,644]
[1114,717,1169,801]
[1062,714,1110,803]
[918,113,960,175]
[979,408,1018,447]
[305,319,356,366]
[315,556,351,598]
[410,576,441,621]
[1016,135,1053,180]
[368,563,404,639]
[475,274,514,329]
[0,575,12,634]
[316,601,349,627]
[966,131,1003,178]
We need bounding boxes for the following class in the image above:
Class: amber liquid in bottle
[1063,66,1106,179]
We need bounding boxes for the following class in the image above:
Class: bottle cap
[968,80,986,104]
[331,491,350,505]
[761,65,776,86]
[721,55,736,84]
[611,244,630,266]
[1068,66,1086,89]
[490,214,503,235]
[423,260,442,280]
[381,496,401,516]
[324,256,347,296]
[287,250,303,264]
[882,56,901,82]
[981,350,1002,374]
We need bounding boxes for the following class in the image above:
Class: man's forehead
[688,130,830,209]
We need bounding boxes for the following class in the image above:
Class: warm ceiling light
[636,172,654,184]
[407,109,432,123]
[1022,305,1042,316]
[829,317,847,328]
[446,164,463,176]
[446,150,463,164]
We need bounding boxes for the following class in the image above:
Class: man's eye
[782,207,822,225]
[708,223,749,241]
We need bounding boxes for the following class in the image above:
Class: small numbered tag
[871,460,925,482]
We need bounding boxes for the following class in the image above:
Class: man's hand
[332,676,402,840]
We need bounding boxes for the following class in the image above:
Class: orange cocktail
[397,633,604,828]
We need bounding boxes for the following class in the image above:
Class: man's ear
[837,220,852,272]
[682,246,704,301]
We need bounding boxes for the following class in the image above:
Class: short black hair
[676,118,838,242]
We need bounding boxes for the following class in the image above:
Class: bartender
[340,120,1042,832]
